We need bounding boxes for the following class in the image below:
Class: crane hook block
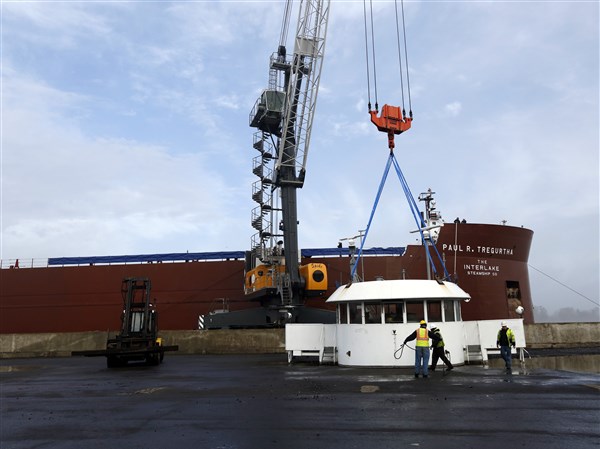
[369,104,412,150]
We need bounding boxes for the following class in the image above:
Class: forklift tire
[107,356,124,368]
[146,353,160,366]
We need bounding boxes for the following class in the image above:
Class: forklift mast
[71,277,178,367]
[120,277,157,339]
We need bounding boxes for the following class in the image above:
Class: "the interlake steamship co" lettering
[463,260,500,276]
[463,264,500,272]
[441,244,514,256]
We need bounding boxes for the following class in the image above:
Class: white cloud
[1,65,250,259]
[444,101,462,117]
[1,1,598,313]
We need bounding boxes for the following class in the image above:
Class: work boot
[423,375,428,379]
[447,366,453,371]
[414,374,419,378]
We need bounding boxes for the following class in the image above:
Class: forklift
[72,277,178,367]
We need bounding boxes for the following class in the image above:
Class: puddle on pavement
[487,354,600,374]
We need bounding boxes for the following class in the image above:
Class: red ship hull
[0,223,533,333]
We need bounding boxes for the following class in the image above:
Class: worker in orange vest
[404,320,440,378]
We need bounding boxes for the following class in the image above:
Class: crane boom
[247,0,330,314]
[276,0,330,307]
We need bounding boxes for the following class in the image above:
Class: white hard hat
[501,321,507,327]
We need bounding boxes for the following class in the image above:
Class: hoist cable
[400,0,412,117]
[362,0,372,108]
[369,0,379,108]
[394,0,406,112]
[279,0,293,48]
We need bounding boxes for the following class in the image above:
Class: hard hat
[419,320,427,325]
[431,326,438,331]
[501,321,507,327]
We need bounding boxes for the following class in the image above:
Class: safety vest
[432,330,445,348]
[497,328,515,346]
[416,327,429,347]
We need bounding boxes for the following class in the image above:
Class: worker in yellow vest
[430,326,454,372]
[496,321,516,373]
[404,320,440,378]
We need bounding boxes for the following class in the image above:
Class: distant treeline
[534,306,600,323]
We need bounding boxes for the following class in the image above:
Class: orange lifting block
[369,104,412,150]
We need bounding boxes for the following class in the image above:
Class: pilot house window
[365,303,383,324]
[443,301,457,322]
[406,302,425,323]
[349,303,362,324]
[384,303,403,323]
[427,301,442,322]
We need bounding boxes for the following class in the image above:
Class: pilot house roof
[325,279,471,303]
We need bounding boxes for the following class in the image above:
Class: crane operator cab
[249,89,286,136]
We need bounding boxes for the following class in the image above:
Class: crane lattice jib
[275,0,330,186]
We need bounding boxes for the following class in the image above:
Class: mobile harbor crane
[202,0,417,328]
[203,0,332,328]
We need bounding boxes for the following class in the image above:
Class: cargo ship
[0,218,533,334]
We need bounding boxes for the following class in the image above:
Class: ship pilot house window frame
[384,302,404,323]
[348,303,362,324]
[364,303,383,324]
[405,301,425,323]
[336,299,462,325]
[443,300,457,322]
[427,301,442,323]
[339,303,349,324]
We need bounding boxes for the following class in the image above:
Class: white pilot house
[286,278,525,368]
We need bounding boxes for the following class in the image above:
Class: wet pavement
[1,354,599,449]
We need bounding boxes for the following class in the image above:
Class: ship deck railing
[1,247,406,269]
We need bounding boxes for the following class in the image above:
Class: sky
[1,0,598,316]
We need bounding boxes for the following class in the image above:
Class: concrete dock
[1,354,599,449]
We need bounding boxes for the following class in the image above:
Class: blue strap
[351,151,450,281]
[390,155,438,277]
[392,156,450,279]
[350,154,393,280]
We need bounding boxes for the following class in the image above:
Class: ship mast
[418,188,444,280]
